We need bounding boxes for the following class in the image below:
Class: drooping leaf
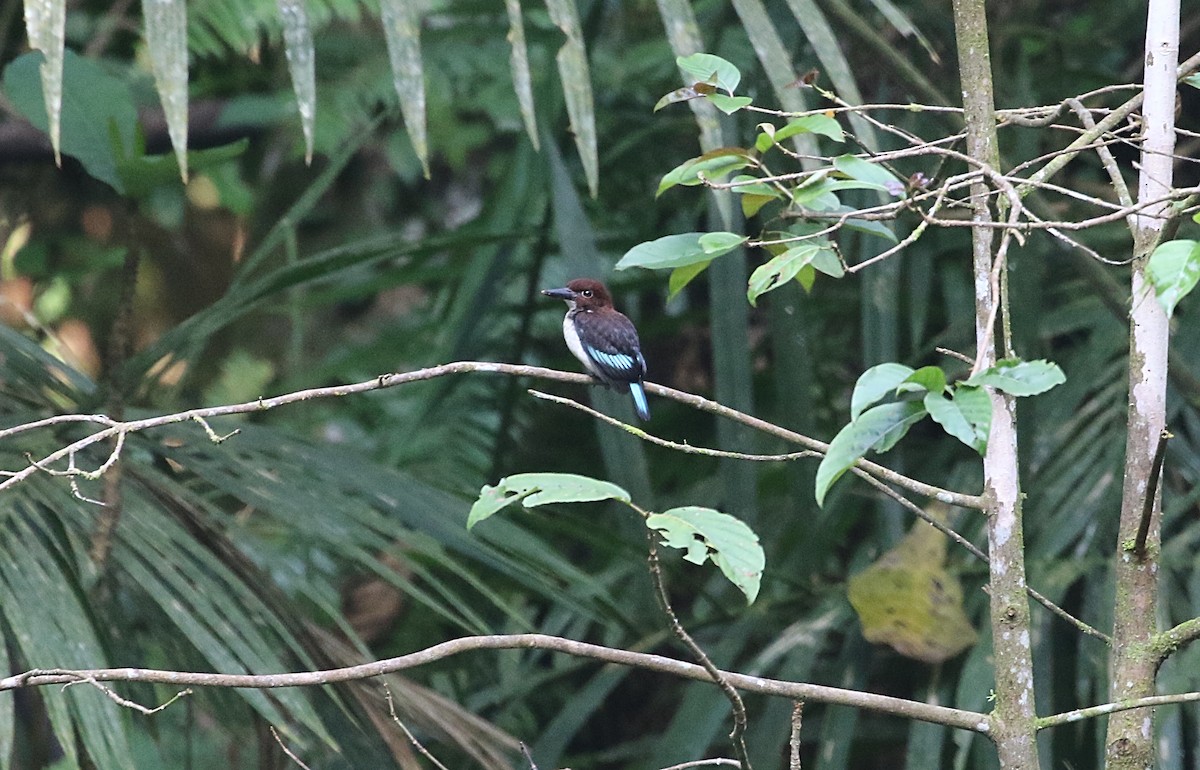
[617,232,746,271]
[953,385,992,451]
[848,506,977,663]
[646,506,764,603]
[468,473,631,529]
[22,0,66,164]
[668,259,711,299]
[676,52,741,93]
[380,0,430,178]
[816,401,927,505]
[850,362,914,419]
[1146,239,1200,317]
[653,82,716,112]
[546,0,598,195]
[275,0,316,164]
[503,0,539,149]
[143,0,190,181]
[964,358,1066,396]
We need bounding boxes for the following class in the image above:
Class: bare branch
[3,635,991,734]
[270,726,314,770]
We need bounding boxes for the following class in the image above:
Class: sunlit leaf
[1146,239,1200,317]
[965,358,1066,396]
[468,473,631,529]
[816,401,927,505]
[646,506,764,603]
[676,52,741,93]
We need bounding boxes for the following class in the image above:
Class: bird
[542,278,651,421]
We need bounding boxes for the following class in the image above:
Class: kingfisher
[542,278,651,421]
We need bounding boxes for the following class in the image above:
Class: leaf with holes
[647,506,764,603]
[468,473,630,529]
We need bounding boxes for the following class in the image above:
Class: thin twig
[789,702,803,770]
[1134,429,1172,560]
[386,688,452,770]
[270,726,313,770]
[647,533,752,770]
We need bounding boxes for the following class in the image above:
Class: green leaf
[747,243,822,305]
[4,50,137,192]
[851,363,915,419]
[1184,73,1200,89]
[503,0,539,149]
[816,401,928,505]
[468,473,631,529]
[900,366,946,394]
[545,0,597,195]
[617,232,746,271]
[646,507,764,603]
[955,385,991,452]
[653,82,715,111]
[658,150,754,196]
[1147,239,1200,317]
[761,116,837,151]
[144,0,189,180]
[833,154,902,192]
[964,358,1066,396]
[810,246,845,278]
[668,260,711,299]
[924,391,983,453]
[676,53,741,93]
[843,217,899,243]
[708,94,753,114]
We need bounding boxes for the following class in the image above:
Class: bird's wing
[573,312,646,384]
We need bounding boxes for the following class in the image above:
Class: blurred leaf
[144,0,190,180]
[21,0,66,163]
[468,473,631,529]
[546,0,598,195]
[816,401,927,505]
[647,506,764,603]
[653,81,715,111]
[848,508,976,663]
[658,149,755,197]
[676,53,741,93]
[708,94,753,113]
[3,50,137,192]
[899,365,946,394]
[1147,239,1200,316]
[1185,73,1200,89]
[617,232,747,271]
[380,0,429,177]
[276,0,317,163]
[755,115,843,152]
[503,0,539,149]
[833,154,901,191]
[965,358,1066,396]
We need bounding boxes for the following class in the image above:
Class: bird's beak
[541,287,575,301]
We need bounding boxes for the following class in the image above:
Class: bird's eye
[582,289,593,297]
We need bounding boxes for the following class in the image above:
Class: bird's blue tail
[629,382,650,421]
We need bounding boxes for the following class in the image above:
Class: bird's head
[541,278,614,310]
